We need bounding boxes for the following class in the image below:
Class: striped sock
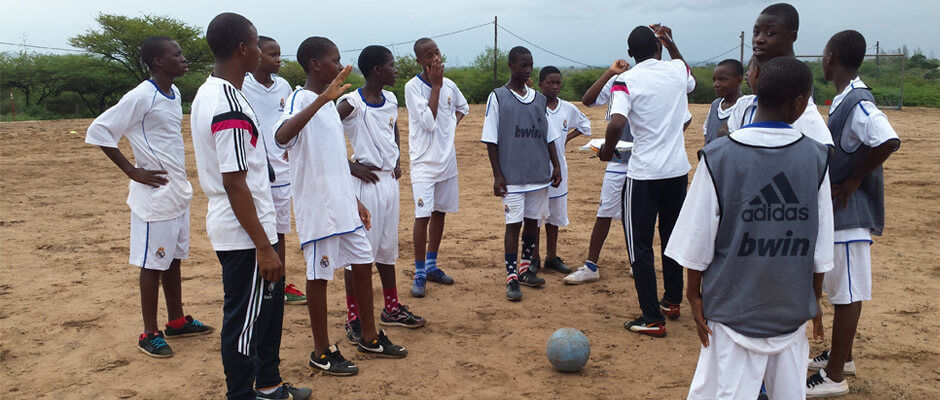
[505,253,518,282]
[585,260,598,272]
[519,235,536,274]
[425,251,438,272]
[415,260,426,280]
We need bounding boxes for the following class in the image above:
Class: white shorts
[504,188,548,225]
[356,171,399,265]
[688,322,808,400]
[823,241,873,305]
[129,209,190,271]
[412,176,459,218]
[540,194,569,227]
[302,228,373,281]
[597,171,627,219]
[271,184,292,234]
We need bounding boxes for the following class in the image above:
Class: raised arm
[582,60,629,106]
[276,66,352,146]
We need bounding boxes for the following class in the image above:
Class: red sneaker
[285,283,307,305]
[624,317,667,338]
[660,300,681,320]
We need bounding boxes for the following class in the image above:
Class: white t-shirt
[664,124,834,348]
[190,76,277,251]
[241,73,293,187]
[546,99,591,197]
[607,58,696,180]
[829,77,901,243]
[275,89,362,247]
[85,80,193,221]
[727,95,834,146]
[587,76,628,174]
[480,85,562,193]
[702,96,741,135]
[339,88,400,171]
[404,75,470,183]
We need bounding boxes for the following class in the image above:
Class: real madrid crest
[320,255,330,268]
[155,247,166,258]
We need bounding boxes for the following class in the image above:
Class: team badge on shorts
[320,255,330,269]
[417,198,424,208]
[155,247,165,258]
[504,204,510,214]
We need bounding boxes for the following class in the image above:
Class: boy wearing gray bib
[482,46,562,302]
[666,58,834,400]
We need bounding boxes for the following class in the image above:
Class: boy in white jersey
[482,46,562,301]
[404,38,469,297]
[241,35,307,306]
[805,30,901,398]
[275,37,407,376]
[86,35,212,358]
[190,13,310,400]
[337,45,426,345]
[702,59,743,146]
[535,66,591,274]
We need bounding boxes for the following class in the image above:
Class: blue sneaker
[410,277,426,298]
[138,331,173,358]
[426,268,455,285]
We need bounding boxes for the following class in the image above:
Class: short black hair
[141,35,173,69]
[508,46,531,64]
[206,12,255,60]
[296,36,336,73]
[539,66,561,83]
[760,3,799,31]
[628,26,659,61]
[358,45,393,78]
[413,37,433,56]
[259,35,276,47]
[717,59,744,77]
[756,57,813,108]
[827,30,866,70]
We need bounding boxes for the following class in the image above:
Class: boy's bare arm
[548,142,562,187]
[582,60,628,106]
[564,129,583,144]
[812,272,825,341]
[686,269,713,347]
[651,25,689,66]
[99,146,167,187]
[485,143,506,197]
[456,111,465,125]
[276,66,352,146]
[426,60,444,119]
[393,121,402,179]
[832,139,899,210]
[336,98,354,121]
[222,170,283,282]
[598,115,627,161]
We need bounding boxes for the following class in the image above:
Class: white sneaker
[627,266,633,277]
[808,350,856,375]
[564,265,600,285]
[806,368,850,397]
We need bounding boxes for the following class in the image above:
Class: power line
[339,21,493,54]
[692,45,741,66]
[0,41,86,53]
[496,25,599,68]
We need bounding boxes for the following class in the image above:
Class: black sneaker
[308,345,358,376]
[518,270,545,287]
[426,268,455,285]
[138,331,173,358]
[380,305,427,329]
[164,315,214,338]
[345,318,362,345]
[528,258,541,274]
[256,383,312,400]
[506,279,522,301]
[544,257,572,274]
[357,329,407,358]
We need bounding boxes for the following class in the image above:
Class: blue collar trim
[742,121,792,129]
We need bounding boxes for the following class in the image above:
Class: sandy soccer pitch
[1,103,938,399]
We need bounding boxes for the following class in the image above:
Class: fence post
[740,31,744,65]
[493,16,498,89]
[899,53,905,110]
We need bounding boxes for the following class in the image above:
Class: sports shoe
[164,315,214,338]
[426,268,455,285]
[357,329,407,358]
[660,300,681,320]
[284,283,307,305]
[256,382,312,400]
[138,331,173,358]
[518,270,545,287]
[345,318,362,345]
[808,350,856,375]
[528,258,541,274]
[564,264,600,285]
[544,257,572,274]
[506,279,522,301]
[806,369,850,397]
[309,345,358,376]
[380,305,426,328]
[624,317,666,338]
[410,277,426,298]
[628,266,633,277]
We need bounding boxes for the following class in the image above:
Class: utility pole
[875,41,880,66]
[740,31,745,64]
[493,16,498,89]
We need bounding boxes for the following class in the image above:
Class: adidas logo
[741,172,810,222]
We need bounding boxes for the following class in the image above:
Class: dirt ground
[1,103,938,399]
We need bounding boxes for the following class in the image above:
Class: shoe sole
[564,277,600,285]
[427,278,455,285]
[379,319,427,329]
[285,299,307,305]
[356,348,408,359]
[808,365,856,375]
[629,329,667,338]
[806,388,850,398]
[307,364,358,376]
[164,327,214,339]
[138,345,173,358]
[518,281,545,288]
[506,295,522,302]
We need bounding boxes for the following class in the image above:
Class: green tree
[69,14,212,82]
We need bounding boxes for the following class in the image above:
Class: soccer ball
[546,328,590,372]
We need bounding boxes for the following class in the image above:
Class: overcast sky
[2,0,937,67]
